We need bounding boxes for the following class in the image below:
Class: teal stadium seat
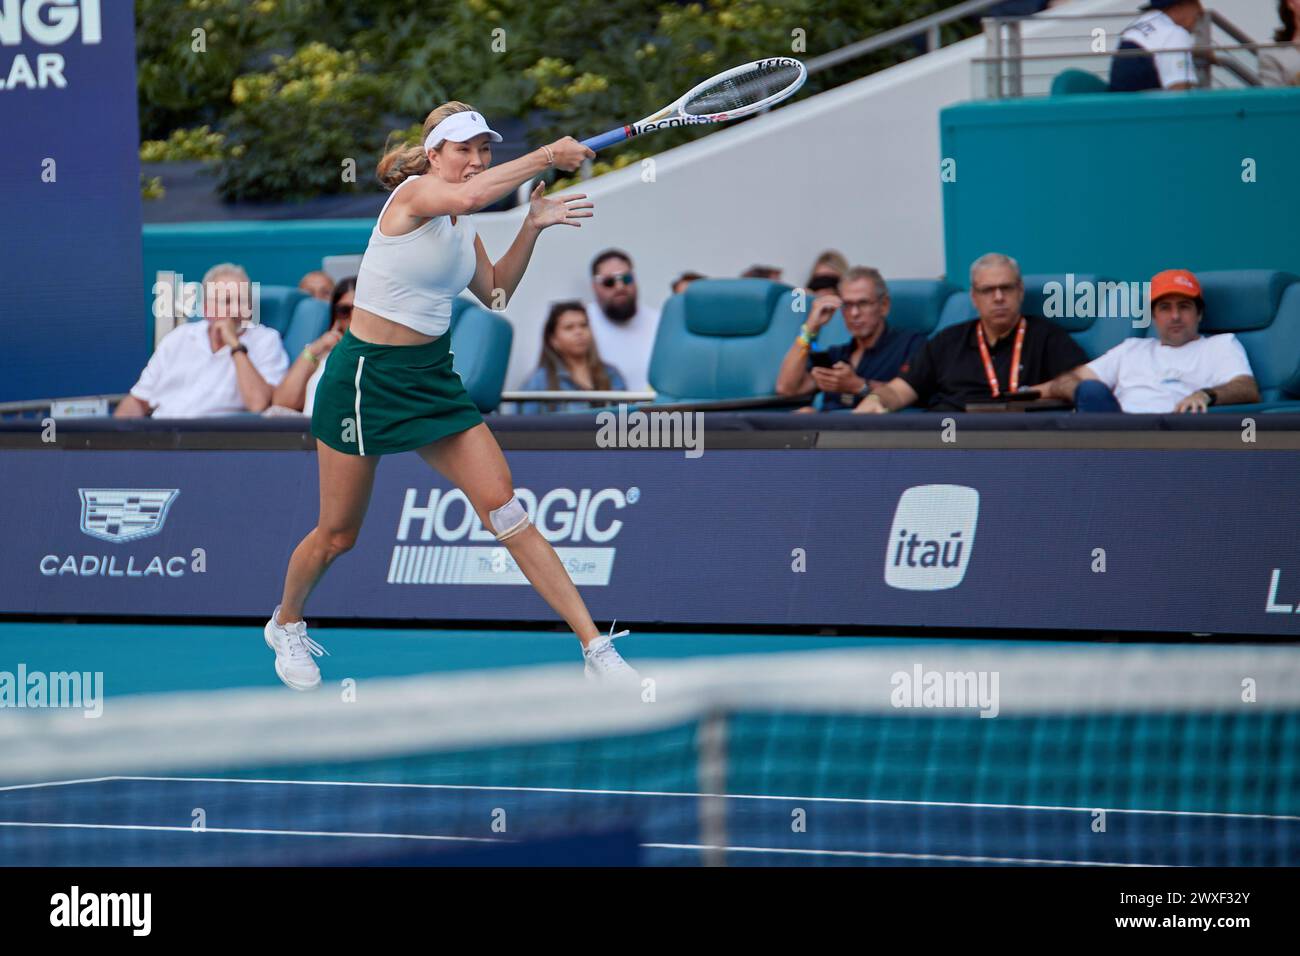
[248,285,303,337]
[648,279,795,403]
[449,297,513,413]
[1050,69,1108,96]
[1195,270,1300,413]
[281,296,331,358]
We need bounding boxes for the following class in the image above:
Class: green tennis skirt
[310,330,484,456]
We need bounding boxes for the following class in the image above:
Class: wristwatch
[1202,387,1217,406]
[230,344,249,357]
[855,384,872,402]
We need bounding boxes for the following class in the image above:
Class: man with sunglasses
[776,267,925,412]
[585,249,661,391]
[854,253,1085,414]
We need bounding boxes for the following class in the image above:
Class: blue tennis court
[3,623,1298,867]
[4,775,1299,867]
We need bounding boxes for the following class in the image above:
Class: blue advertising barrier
[0,1,144,404]
[1,445,1298,636]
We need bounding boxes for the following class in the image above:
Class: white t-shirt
[130,321,289,418]
[1086,334,1253,413]
[585,301,661,392]
[1120,10,1196,89]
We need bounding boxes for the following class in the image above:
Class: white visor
[424,111,503,151]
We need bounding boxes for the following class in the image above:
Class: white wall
[473,0,1266,390]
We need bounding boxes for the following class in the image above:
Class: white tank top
[353,175,478,337]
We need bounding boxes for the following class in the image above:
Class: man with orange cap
[1037,269,1258,413]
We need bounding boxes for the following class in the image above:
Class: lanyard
[975,318,1025,398]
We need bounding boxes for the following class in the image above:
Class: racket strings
[683,64,803,116]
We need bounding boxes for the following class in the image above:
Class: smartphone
[808,349,835,368]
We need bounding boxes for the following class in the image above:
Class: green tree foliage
[220,43,390,201]
[136,0,975,203]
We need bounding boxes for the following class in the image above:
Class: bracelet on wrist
[540,145,555,167]
[302,346,320,365]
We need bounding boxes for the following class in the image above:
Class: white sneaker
[583,621,640,686]
[264,605,329,691]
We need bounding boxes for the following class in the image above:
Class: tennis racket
[581,56,807,152]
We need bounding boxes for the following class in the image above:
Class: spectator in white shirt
[272,277,355,415]
[585,248,660,392]
[1109,0,1202,92]
[115,263,289,418]
[1037,269,1259,413]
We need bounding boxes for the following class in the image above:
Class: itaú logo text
[395,487,634,543]
[884,484,979,591]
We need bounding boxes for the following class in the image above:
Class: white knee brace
[490,494,531,541]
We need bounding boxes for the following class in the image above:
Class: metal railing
[979,10,1262,99]
[804,0,1012,74]
[499,390,655,405]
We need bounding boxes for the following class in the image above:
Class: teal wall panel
[940,88,1300,285]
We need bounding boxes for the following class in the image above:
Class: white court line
[82,775,1300,823]
[0,820,1164,866]
[642,843,1163,868]
[0,820,502,844]
[0,777,120,793]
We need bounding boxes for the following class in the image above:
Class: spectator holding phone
[775,266,925,412]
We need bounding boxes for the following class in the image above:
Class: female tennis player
[264,102,639,691]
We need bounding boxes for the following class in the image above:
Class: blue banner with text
[1,448,1297,635]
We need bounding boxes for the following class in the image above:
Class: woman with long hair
[518,300,626,414]
[264,102,639,690]
[1261,0,1300,86]
[272,276,357,414]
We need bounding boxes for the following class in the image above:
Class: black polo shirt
[899,315,1087,412]
[806,325,927,411]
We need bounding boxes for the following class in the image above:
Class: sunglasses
[598,273,635,289]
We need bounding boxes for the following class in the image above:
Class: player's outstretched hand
[527,181,594,230]
[548,136,596,172]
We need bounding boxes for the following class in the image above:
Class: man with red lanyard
[853,252,1086,414]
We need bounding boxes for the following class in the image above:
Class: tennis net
[2,644,1298,866]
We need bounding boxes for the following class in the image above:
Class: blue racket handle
[581,127,629,152]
